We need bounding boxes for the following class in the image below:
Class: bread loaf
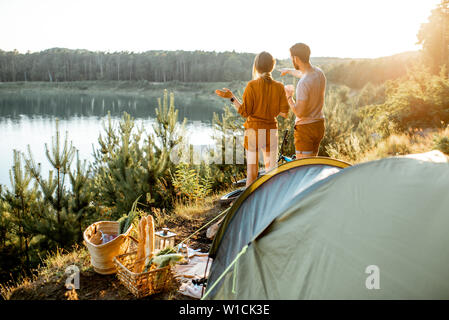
[144,215,155,267]
[134,217,147,273]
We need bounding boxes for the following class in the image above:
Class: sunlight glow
[0,0,442,58]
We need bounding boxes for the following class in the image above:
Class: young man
[282,43,326,158]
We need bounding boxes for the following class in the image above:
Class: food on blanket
[156,247,177,256]
[215,88,233,99]
[152,253,184,268]
[144,253,184,272]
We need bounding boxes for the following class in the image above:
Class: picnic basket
[83,221,137,275]
[113,251,176,298]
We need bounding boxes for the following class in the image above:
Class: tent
[203,152,449,299]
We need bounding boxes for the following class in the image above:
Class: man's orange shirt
[237,78,290,130]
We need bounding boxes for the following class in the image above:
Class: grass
[0,244,91,300]
[172,189,232,220]
[0,80,247,98]
[355,127,449,163]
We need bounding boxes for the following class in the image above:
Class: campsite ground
[1,129,448,300]
[0,193,226,300]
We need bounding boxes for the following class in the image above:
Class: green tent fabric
[204,152,449,299]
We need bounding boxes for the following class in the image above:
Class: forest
[0,47,417,86]
[1,0,449,288]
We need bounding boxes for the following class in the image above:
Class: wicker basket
[83,221,137,275]
[114,251,175,298]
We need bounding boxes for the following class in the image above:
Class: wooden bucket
[83,221,136,275]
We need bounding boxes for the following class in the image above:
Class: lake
[0,90,225,189]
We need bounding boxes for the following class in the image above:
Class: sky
[0,0,442,59]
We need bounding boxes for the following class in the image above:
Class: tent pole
[201,256,210,298]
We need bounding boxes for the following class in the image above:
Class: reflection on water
[0,92,224,188]
[0,91,223,121]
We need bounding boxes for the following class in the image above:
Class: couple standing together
[216,43,326,187]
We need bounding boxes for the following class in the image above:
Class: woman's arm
[231,94,242,111]
[215,88,242,111]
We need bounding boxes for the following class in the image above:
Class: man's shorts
[294,120,325,154]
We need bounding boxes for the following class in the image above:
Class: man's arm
[287,96,307,118]
[285,85,308,118]
[280,68,303,78]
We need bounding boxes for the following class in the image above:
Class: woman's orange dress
[237,78,290,154]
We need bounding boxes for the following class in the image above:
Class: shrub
[171,163,212,203]
[368,68,449,132]
[433,127,449,154]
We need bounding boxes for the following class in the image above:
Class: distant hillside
[324,51,421,89]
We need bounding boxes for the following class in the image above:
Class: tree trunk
[24,237,30,272]
[57,167,61,224]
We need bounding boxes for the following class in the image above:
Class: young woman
[215,51,289,187]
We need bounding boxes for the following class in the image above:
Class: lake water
[0,91,224,189]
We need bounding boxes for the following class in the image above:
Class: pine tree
[92,112,166,218]
[1,150,39,271]
[210,104,246,190]
[153,89,187,207]
[68,150,95,241]
[91,91,187,217]
[23,119,84,247]
[154,89,187,150]
[171,163,212,203]
[0,202,8,248]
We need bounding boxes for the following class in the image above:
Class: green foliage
[0,123,95,281]
[0,150,39,270]
[91,90,186,218]
[21,119,94,247]
[209,104,246,189]
[276,110,297,157]
[325,52,420,89]
[0,207,10,247]
[366,68,449,132]
[433,129,449,154]
[320,85,385,161]
[91,112,165,218]
[417,0,449,74]
[154,90,187,150]
[67,151,95,233]
[117,195,142,234]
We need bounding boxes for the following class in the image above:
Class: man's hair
[290,43,311,63]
